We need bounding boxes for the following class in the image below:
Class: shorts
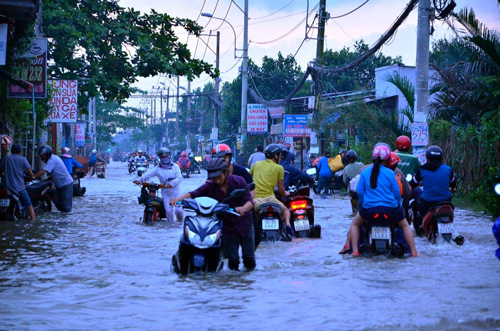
[253,195,286,212]
[359,205,405,226]
[17,189,32,208]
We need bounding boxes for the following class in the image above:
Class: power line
[330,0,372,19]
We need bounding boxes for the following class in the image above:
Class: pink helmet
[372,144,391,161]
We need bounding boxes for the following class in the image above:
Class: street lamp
[201,4,249,153]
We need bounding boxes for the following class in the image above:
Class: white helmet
[92,149,97,154]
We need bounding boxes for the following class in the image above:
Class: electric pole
[314,0,328,154]
[416,0,430,118]
[239,0,249,153]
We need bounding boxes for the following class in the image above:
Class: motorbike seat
[26,181,51,194]
[259,202,282,213]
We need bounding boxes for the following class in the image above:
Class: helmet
[346,150,358,163]
[265,144,282,159]
[426,145,443,161]
[181,151,187,157]
[37,145,53,158]
[388,152,401,168]
[372,144,391,161]
[189,152,194,157]
[339,149,347,155]
[138,149,143,153]
[396,135,411,151]
[212,144,232,158]
[91,149,97,154]
[206,158,228,178]
[278,144,288,157]
[157,147,171,157]
[61,147,70,154]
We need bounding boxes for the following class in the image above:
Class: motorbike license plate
[438,223,453,234]
[262,218,279,230]
[294,218,309,232]
[371,226,391,240]
[0,199,9,207]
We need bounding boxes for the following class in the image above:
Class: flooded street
[1,161,499,330]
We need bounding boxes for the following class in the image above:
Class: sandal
[338,244,351,254]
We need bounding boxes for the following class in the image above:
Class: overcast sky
[120,0,500,109]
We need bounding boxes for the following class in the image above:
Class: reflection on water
[1,162,499,330]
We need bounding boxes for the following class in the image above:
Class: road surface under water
[1,161,499,330]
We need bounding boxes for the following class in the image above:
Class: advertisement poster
[268,106,285,119]
[8,38,47,98]
[283,114,311,137]
[75,122,86,147]
[0,24,7,65]
[247,104,268,134]
[48,80,78,123]
[411,122,429,146]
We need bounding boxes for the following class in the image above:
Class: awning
[1,134,13,147]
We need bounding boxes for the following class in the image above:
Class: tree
[43,0,218,108]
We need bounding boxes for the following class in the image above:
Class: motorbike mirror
[159,184,165,189]
[225,188,246,201]
[142,182,149,187]
[306,168,316,176]
[495,183,500,196]
[137,170,143,177]
[248,183,255,191]
[406,174,413,182]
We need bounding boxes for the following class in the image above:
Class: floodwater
[1,161,499,330]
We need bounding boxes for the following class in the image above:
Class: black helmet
[346,150,358,163]
[339,149,347,155]
[265,144,282,159]
[206,158,228,178]
[278,144,288,157]
[37,145,52,158]
[426,145,443,161]
[157,147,171,157]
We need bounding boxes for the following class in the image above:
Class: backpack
[89,155,97,164]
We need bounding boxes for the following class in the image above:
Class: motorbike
[136,161,148,176]
[180,166,190,178]
[256,200,287,242]
[171,191,242,275]
[420,202,464,245]
[361,212,407,258]
[96,162,106,178]
[121,156,127,163]
[72,170,86,197]
[0,184,23,221]
[137,182,166,224]
[190,161,201,175]
[128,161,136,174]
[277,184,320,238]
[25,179,54,213]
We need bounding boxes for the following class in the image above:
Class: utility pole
[239,0,249,153]
[314,0,328,153]
[416,0,430,119]
[214,31,220,129]
[186,80,192,150]
[165,88,170,146]
[176,76,180,143]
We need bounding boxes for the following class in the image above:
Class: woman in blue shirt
[349,144,418,257]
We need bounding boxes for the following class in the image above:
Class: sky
[119,0,500,110]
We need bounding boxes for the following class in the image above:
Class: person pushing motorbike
[170,158,256,271]
[134,147,183,222]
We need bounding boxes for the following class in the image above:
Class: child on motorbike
[134,147,183,222]
[170,158,256,271]
[412,145,456,235]
[347,143,418,257]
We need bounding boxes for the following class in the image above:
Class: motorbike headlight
[184,225,221,249]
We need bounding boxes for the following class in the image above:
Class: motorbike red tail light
[290,200,307,210]
[374,213,379,219]
[297,215,305,219]
[0,189,7,195]
[383,214,388,219]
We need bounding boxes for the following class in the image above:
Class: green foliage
[43,0,217,107]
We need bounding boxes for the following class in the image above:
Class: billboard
[48,80,78,123]
[283,114,312,137]
[8,38,47,98]
[247,104,268,135]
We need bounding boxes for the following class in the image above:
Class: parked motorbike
[137,182,167,224]
[96,163,106,178]
[171,192,242,275]
[277,184,320,238]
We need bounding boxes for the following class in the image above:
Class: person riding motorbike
[395,135,421,177]
[347,144,418,257]
[170,158,256,271]
[278,144,314,190]
[134,147,183,222]
[135,150,148,167]
[177,151,191,171]
[248,145,266,169]
[33,146,74,213]
[250,144,293,237]
[412,145,456,235]
[342,150,364,214]
[60,147,83,175]
[317,151,333,195]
